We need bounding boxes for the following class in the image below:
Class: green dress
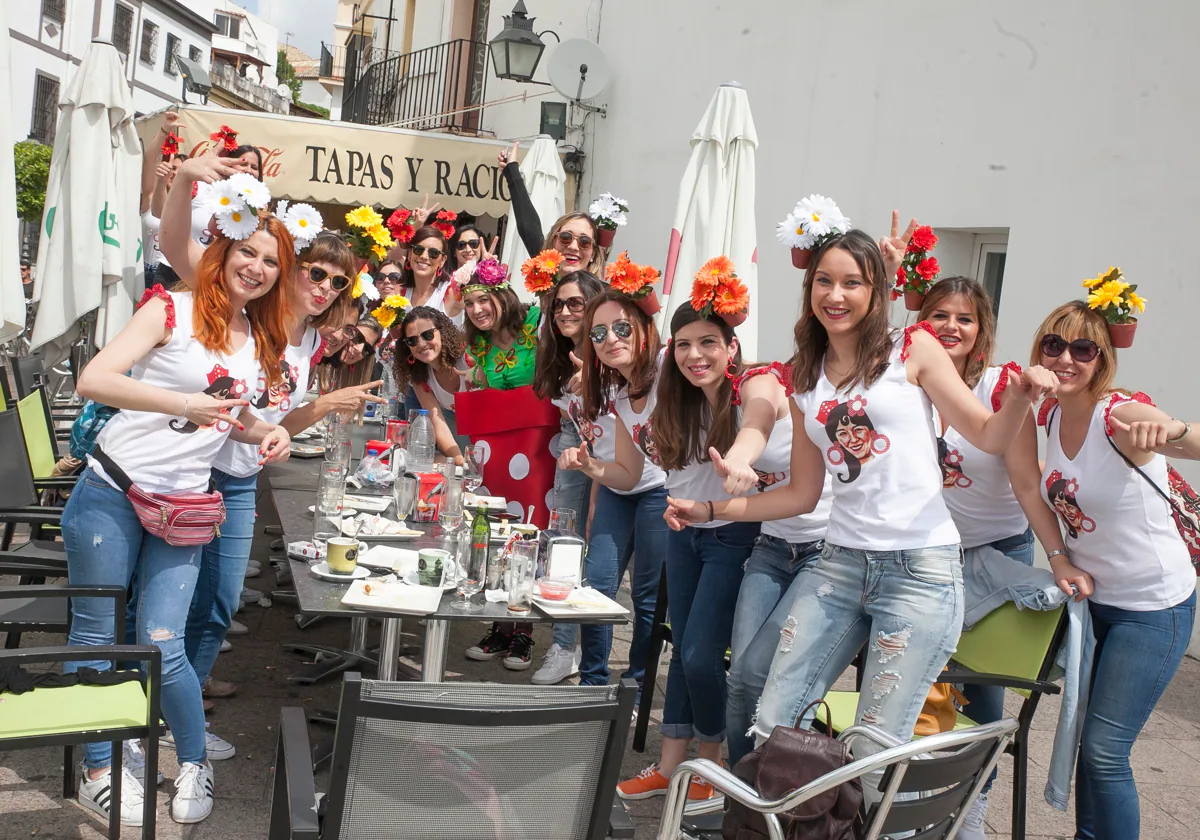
[468,304,540,390]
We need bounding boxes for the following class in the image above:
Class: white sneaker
[220,639,232,652]
[226,619,249,635]
[170,761,214,824]
[531,643,580,685]
[954,792,988,840]
[77,762,145,827]
[123,739,163,785]
[159,725,237,761]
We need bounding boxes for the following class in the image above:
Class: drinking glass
[393,474,417,524]
[314,464,347,550]
[506,541,538,615]
[548,508,577,534]
[463,445,485,494]
[452,521,484,612]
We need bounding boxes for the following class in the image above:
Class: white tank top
[191,183,218,246]
[609,383,667,496]
[794,325,961,551]
[422,365,461,412]
[934,363,1030,548]
[141,211,171,267]
[403,280,465,328]
[90,289,260,494]
[733,364,832,544]
[1040,393,1195,611]
[213,326,323,478]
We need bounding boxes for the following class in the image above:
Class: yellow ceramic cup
[326,537,360,574]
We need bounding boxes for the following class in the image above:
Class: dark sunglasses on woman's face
[403,328,438,347]
[377,272,404,285]
[410,244,444,260]
[589,320,634,344]
[305,264,351,292]
[556,230,594,250]
[552,296,586,314]
[1041,333,1100,363]
[455,238,481,251]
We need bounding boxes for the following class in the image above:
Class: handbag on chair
[721,700,863,840]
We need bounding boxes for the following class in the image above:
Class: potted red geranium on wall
[893,224,940,311]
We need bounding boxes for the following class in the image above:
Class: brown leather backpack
[722,701,863,840]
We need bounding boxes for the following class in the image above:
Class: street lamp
[489,1,548,83]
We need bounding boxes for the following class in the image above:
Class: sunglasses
[410,244,444,260]
[455,238,481,251]
[552,296,586,314]
[556,230,594,250]
[589,320,634,344]
[403,328,438,347]
[1040,334,1100,363]
[304,264,351,292]
[377,272,404,285]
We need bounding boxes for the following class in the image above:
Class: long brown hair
[578,290,661,422]
[393,306,466,391]
[790,230,892,394]
[463,285,528,351]
[1030,301,1119,399]
[917,276,997,388]
[546,212,606,275]
[300,231,357,331]
[533,270,606,401]
[652,303,744,471]
[193,217,293,387]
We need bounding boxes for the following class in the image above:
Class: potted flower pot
[904,290,925,312]
[791,247,812,270]
[635,289,662,315]
[720,310,749,327]
[1108,320,1137,348]
[354,257,371,274]
[595,228,616,248]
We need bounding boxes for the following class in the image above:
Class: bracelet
[1046,548,1069,561]
[181,394,190,417]
[705,501,715,523]
[1168,419,1191,443]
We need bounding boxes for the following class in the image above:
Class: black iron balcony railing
[341,39,490,132]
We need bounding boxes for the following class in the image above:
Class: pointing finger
[900,218,918,246]
[889,210,900,240]
[570,351,583,369]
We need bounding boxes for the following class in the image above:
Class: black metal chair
[270,674,638,840]
[658,718,1020,840]
[0,583,161,840]
[0,406,66,555]
[0,555,70,649]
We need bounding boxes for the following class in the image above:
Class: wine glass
[463,445,484,494]
[393,475,417,525]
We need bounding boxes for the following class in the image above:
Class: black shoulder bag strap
[1105,433,1181,515]
[90,446,135,495]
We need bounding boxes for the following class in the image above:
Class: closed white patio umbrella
[0,1,27,344]
[31,39,143,355]
[657,83,760,357]
[502,135,567,304]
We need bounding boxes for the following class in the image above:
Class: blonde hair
[1029,300,1118,398]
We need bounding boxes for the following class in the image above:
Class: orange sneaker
[617,764,717,801]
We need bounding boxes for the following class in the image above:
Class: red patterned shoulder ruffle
[137,283,176,329]
[1037,398,1059,427]
[990,362,1024,412]
[309,338,327,375]
[731,361,794,406]
[900,320,938,362]
[1104,391,1155,436]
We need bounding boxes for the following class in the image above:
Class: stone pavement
[3,513,1199,838]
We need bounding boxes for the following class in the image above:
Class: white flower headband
[204,172,272,240]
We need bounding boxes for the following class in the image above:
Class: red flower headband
[211,124,239,152]
[161,131,181,158]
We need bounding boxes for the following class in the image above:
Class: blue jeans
[62,468,208,767]
[579,485,666,686]
[186,469,258,685]
[1075,589,1195,840]
[550,418,592,650]
[661,520,760,742]
[961,527,1033,791]
[726,534,823,765]
[755,542,963,751]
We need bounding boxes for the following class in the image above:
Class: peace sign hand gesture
[410,194,441,228]
[879,210,918,280]
[498,141,520,167]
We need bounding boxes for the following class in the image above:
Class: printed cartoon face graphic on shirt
[169,365,248,434]
[937,437,973,489]
[818,395,890,484]
[754,469,787,493]
[253,358,298,412]
[1045,470,1095,539]
[567,399,603,455]
[632,420,661,466]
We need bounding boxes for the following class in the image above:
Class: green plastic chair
[18,389,58,481]
[816,602,1067,840]
[0,583,161,840]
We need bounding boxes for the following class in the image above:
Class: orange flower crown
[522,249,566,294]
[604,251,660,299]
[691,256,750,326]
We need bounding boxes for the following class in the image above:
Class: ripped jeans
[754,542,963,754]
[62,468,208,767]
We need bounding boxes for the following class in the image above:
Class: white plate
[358,545,421,572]
[308,505,359,518]
[291,431,316,442]
[310,562,372,582]
[532,587,629,618]
[340,517,422,541]
[291,444,326,458]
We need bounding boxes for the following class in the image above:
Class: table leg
[376,617,423,682]
[422,619,450,682]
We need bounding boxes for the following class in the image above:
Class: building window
[31,74,60,145]
[189,45,203,63]
[214,12,240,39]
[165,33,181,74]
[140,20,159,65]
[112,3,134,55]
[40,0,66,24]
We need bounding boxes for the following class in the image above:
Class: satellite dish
[548,39,612,102]
[276,83,293,99]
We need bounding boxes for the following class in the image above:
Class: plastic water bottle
[407,409,435,473]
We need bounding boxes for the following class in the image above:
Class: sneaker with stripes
[171,761,214,824]
[77,762,145,826]
[123,739,163,785]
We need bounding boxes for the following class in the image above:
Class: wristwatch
[1169,419,1192,443]
[1046,548,1069,561]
